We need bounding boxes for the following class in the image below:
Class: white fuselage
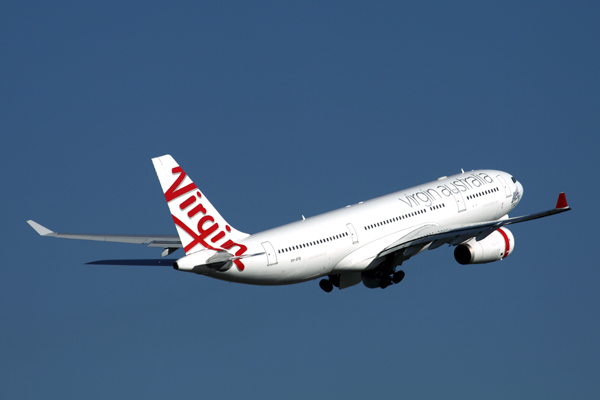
[182,170,522,285]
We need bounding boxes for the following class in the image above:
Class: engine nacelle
[454,228,515,265]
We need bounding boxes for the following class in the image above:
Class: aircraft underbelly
[210,252,334,285]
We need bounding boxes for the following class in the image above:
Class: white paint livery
[28,155,571,292]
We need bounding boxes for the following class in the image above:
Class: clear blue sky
[2,1,598,398]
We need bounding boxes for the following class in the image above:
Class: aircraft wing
[27,220,182,256]
[378,193,571,258]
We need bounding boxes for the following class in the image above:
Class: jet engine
[454,228,515,265]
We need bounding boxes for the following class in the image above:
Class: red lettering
[221,240,248,256]
[172,215,219,253]
[233,260,244,271]
[188,203,207,218]
[179,195,196,210]
[165,167,197,202]
[197,216,219,238]
[211,231,226,243]
[171,211,248,271]
[221,240,248,271]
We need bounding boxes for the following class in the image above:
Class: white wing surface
[377,193,570,259]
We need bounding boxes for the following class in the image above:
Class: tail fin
[152,155,249,256]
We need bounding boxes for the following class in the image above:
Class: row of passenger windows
[429,203,446,211]
[466,187,499,200]
[363,205,442,231]
[278,232,349,254]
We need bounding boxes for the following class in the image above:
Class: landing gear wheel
[328,274,340,288]
[392,270,405,284]
[379,276,392,289]
[319,279,333,293]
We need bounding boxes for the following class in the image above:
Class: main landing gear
[319,279,333,293]
[392,270,405,284]
[378,270,405,289]
[319,270,405,292]
[319,274,340,293]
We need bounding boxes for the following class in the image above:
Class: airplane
[28,155,570,292]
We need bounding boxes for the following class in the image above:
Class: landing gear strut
[379,275,392,289]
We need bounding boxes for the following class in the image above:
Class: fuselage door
[346,223,359,244]
[452,191,466,213]
[261,241,278,266]
[496,175,512,198]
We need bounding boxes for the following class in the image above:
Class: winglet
[555,193,568,209]
[27,220,55,236]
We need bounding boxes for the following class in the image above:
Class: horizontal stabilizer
[26,220,180,245]
[27,220,182,257]
[86,259,177,266]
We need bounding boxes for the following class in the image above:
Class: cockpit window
[511,176,517,183]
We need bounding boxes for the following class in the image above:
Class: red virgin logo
[166,167,248,271]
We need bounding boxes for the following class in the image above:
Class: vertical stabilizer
[152,155,249,257]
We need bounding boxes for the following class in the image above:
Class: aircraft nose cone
[517,181,524,199]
